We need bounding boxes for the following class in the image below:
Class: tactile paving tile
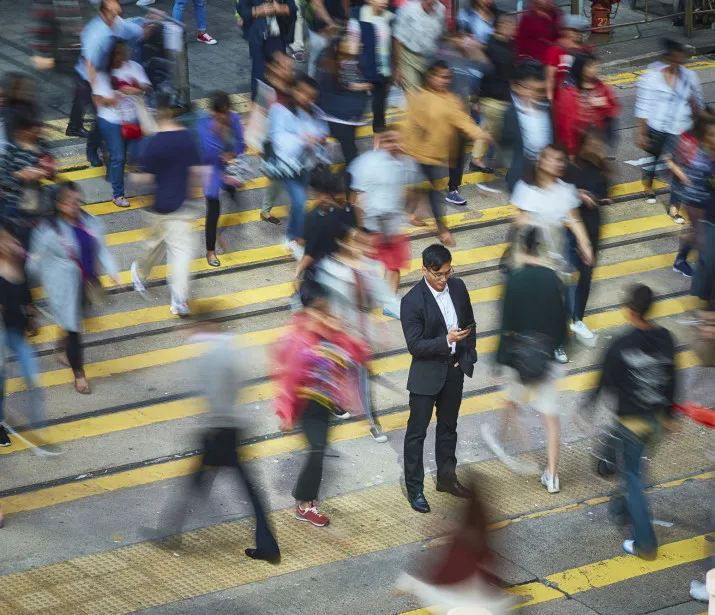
[26,562,87,588]
[160,574,229,600]
[8,589,64,613]
[0,598,25,615]
[46,578,109,604]
[0,572,43,599]
[69,553,131,577]
[78,595,137,615]
[328,521,427,557]
[117,583,181,612]
[93,568,153,594]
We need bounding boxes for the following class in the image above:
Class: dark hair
[574,127,608,173]
[514,60,545,84]
[422,244,452,271]
[108,39,129,69]
[295,72,318,91]
[521,226,541,257]
[626,284,654,317]
[12,113,41,134]
[210,91,231,114]
[423,60,451,86]
[54,181,81,203]
[309,167,345,195]
[299,279,330,308]
[663,38,687,57]
[570,51,597,89]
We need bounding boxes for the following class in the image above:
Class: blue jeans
[98,118,126,199]
[283,173,309,241]
[173,0,207,31]
[613,422,658,556]
[0,329,48,429]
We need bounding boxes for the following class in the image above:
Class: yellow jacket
[402,88,487,167]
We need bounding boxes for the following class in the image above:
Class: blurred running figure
[130,94,203,317]
[489,227,567,492]
[635,39,707,215]
[149,321,281,563]
[584,284,677,559]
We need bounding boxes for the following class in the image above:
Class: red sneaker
[197,32,217,45]
[296,503,329,527]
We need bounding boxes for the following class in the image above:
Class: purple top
[71,224,96,282]
[197,112,246,199]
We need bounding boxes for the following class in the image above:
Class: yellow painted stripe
[0,346,702,513]
[400,534,714,614]
[13,249,685,397]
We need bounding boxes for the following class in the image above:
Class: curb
[601,44,715,72]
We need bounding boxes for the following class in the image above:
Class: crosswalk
[2,68,714,614]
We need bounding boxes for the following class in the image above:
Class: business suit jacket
[401,277,478,396]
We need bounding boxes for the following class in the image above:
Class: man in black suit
[400,244,478,513]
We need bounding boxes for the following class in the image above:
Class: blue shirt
[75,16,143,81]
[457,8,494,45]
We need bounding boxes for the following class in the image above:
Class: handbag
[505,331,553,384]
[121,122,142,140]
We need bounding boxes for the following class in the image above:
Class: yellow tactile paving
[0,439,711,615]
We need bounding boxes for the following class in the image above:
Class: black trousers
[68,75,102,159]
[448,136,466,192]
[329,121,358,195]
[67,331,83,374]
[404,365,464,497]
[168,428,279,556]
[205,197,220,252]
[419,164,447,232]
[371,79,388,133]
[292,400,331,502]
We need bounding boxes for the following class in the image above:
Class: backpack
[506,331,553,384]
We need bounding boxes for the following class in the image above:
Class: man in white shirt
[400,244,478,513]
[393,0,445,90]
[635,39,707,208]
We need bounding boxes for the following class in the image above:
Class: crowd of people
[1,0,714,606]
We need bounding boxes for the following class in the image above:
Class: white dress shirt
[426,279,458,354]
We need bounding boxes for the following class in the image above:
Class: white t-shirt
[348,149,422,236]
[92,61,151,124]
[511,179,579,267]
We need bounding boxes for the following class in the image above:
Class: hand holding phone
[459,322,476,332]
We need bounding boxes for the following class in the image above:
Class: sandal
[439,231,456,247]
[74,374,91,395]
[206,252,221,267]
[409,215,427,227]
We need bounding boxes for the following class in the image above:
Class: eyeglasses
[427,267,454,281]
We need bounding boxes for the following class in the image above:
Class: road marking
[0,348,701,514]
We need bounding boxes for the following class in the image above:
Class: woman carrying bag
[28,182,119,394]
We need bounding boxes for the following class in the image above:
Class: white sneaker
[136,0,155,5]
[645,195,657,205]
[622,539,637,555]
[541,470,560,493]
[554,346,568,364]
[689,580,708,602]
[285,239,304,261]
[131,261,150,299]
[570,320,594,340]
[170,301,190,317]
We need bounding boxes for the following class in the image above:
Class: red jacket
[553,79,619,155]
[515,8,561,63]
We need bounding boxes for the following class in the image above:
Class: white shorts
[505,362,565,416]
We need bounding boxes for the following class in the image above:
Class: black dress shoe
[436,478,471,499]
[469,160,495,174]
[409,492,431,513]
[245,548,281,564]
[66,126,89,139]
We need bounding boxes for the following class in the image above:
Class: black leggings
[371,80,388,134]
[329,122,358,195]
[67,331,83,374]
[292,400,331,502]
[205,197,220,252]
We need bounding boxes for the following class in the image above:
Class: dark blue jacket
[237,0,297,47]
[350,6,384,83]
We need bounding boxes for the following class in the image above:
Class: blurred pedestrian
[500,61,552,193]
[130,94,203,317]
[305,0,349,77]
[349,129,421,296]
[469,12,516,175]
[400,244,478,513]
[92,40,152,208]
[274,279,370,527]
[237,0,296,101]
[68,0,147,165]
[635,39,707,212]
[150,321,281,563]
[509,144,594,362]
[267,74,328,258]
[352,0,395,135]
[488,226,567,491]
[585,284,677,559]
[456,0,495,46]
[543,14,589,102]
[563,129,610,345]
[173,0,217,45]
[295,168,356,278]
[666,119,715,278]
[198,92,246,268]
[514,0,561,64]
[1,73,39,144]
[393,0,446,91]
[402,60,490,246]
[28,182,119,395]
[30,0,87,74]
[0,114,56,247]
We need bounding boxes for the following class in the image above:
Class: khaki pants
[136,209,196,305]
[400,47,431,92]
[472,97,509,160]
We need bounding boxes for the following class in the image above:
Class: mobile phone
[459,322,476,332]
